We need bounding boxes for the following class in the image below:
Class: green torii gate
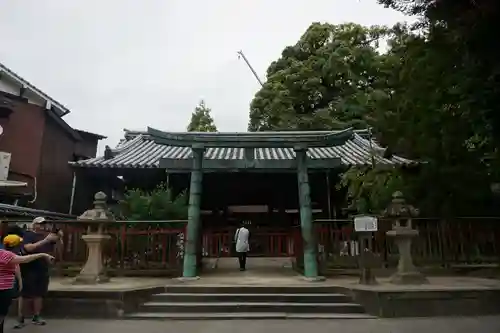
[149,127,354,280]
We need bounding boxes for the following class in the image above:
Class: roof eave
[147,126,354,148]
[0,62,71,117]
[75,129,107,140]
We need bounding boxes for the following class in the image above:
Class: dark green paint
[295,146,319,278]
[159,157,342,171]
[148,127,353,148]
[182,145,204,277]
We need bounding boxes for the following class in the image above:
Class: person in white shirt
[234,223,250,271]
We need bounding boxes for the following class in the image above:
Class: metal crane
[237,50,264,87]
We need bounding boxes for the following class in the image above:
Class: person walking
[2,227,26,329]
[0,234,53,333]
[234,222,250,271]
[20,217,61,326]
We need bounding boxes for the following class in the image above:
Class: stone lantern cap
[383,191,419,218]
[78,192,115,222]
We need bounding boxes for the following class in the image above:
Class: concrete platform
[29,272,500,319]
[28,277,169,319]
[167,270,500,318]
[343,277,500,318]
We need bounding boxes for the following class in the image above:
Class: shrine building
[70,127,412,279]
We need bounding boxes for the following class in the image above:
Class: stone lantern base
[387,228,428,285]
[73,234,111,285]
[390,271,428,285]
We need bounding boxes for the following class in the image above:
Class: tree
[115,183,188,223]
[376,0,500,147]
[339,166,406,215]
[249,16,500,216]
[368,22,497,216]
[187,100,218,132]
[248,22,389,131]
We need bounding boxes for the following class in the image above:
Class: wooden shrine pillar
[294,145,320,280]
[182,144,204,278]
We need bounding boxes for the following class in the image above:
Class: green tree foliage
[339,22,497,216]
[251,16,500,216]
[248,22,389,131]
[116,183,188,222]
[187,100,218,132]
[339,166,405,215]
[371,0,500,216]
[377,0,500,145]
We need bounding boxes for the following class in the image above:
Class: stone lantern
[73,191,113,284]
[384,191,428,284]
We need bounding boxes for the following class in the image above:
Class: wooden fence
[294,217,500,272]
[2,217,499,277]
[1,220,187,277]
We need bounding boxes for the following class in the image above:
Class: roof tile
[72,130,413,168]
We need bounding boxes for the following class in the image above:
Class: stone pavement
[172,267,500,292]
[5,317,500,333]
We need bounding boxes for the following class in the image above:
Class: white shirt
[234,227,250,253]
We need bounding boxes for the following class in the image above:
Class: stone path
[6,317,500,333]
[171,268,500,292]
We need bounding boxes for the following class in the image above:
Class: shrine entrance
[197,172,319,263]
[200,213,300,276]
[73,127,411,280]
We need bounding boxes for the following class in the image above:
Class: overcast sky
[0,0,408,151]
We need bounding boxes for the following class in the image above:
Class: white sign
[0,151,11,181]
[354,215,378,232]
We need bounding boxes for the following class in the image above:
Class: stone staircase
[126,285,374,320]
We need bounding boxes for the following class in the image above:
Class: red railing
[2,220,187,276]
[4,217,499,276]
[310,217,500,270]
[202,227,294,257]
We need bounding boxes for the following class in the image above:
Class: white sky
[0,0,409,151]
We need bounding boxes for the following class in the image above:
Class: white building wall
[0,76,20,96]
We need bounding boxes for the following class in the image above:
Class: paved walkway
[6,317,500,333]
[173,268,500,291]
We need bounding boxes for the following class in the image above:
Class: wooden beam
[148,127,353,148]
[159,157,341,170]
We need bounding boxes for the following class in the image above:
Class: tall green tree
[367,22,497,216]
[376,0,500,154]
[369,1,500,215]
[187,100,218,132]
[248,22,389,131]
[249,15,500,216]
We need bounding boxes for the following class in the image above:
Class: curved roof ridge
[352,132,385,154]
[113,133,145,153]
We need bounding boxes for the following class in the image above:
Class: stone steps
[150,292,351,303]
[140,301,364,314]
[127,312,375,320]
[125,285,373,320]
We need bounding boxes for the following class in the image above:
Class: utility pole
[237,50,264,87]
[368,127,376,168]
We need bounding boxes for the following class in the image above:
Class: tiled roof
[0,62,70,117]
[0,203,75,220]
[71,130,413,168]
